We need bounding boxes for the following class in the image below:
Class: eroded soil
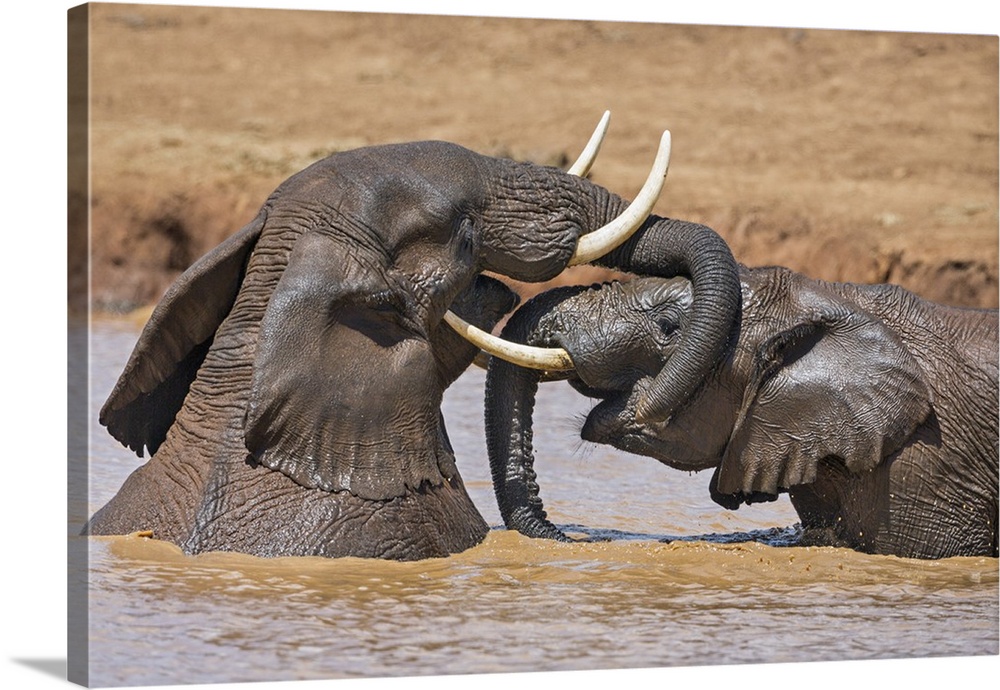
[73,5,998,313]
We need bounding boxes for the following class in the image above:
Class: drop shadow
[11,658,67,680]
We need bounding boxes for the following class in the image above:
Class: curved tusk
[566,110,611,177]
[443,310,574,371]
[568,129,672,266]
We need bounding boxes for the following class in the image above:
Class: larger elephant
[86,117,743,560]
[483,268,999,559]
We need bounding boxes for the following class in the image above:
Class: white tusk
[566,110,611,177]
[568,129,672,266]
[443,310,574,371]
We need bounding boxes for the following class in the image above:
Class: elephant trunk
[484,291,583,541]
[595,217,741,423]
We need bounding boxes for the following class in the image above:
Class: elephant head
[484,276,737,540]
[90,115,744,559]
[484,268,988,556]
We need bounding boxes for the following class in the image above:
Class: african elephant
[86,116,743,560]
[483,268,999,559]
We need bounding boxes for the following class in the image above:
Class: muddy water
[77,318,998,687]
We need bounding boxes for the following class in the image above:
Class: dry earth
[71,4,999,314]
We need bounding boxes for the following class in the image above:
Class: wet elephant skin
[486,267,999,559]
[87,139,742,560]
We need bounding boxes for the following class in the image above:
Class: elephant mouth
[567,376,627,400]
[579,399,722,473]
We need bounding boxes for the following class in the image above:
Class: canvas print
[67,3,999,687]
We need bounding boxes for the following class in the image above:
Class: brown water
[75,318,999,687]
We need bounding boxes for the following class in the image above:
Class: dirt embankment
[74,5,998,315]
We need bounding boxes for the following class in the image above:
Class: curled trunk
[595,217,742,423]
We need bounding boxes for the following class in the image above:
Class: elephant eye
[453,216,478,262]
[345,289,418,330]
[651,306,682,337]
[656,316,677,334]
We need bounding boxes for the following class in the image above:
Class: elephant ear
[100,213,265,456]
[713,294,932,502]
[243,231,510,501]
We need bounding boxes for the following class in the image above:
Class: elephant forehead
[272,143,489,242]
[292,140,487,195]
[630,276,692,311]
[548,278,687,337]
[540,305,664,389]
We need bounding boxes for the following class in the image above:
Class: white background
[3,2,998,689]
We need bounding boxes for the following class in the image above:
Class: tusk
[568,129,672,266]
[566,110,611,177]
[469,331,573,380]
[443,310,574,371]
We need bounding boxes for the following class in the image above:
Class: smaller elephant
[482,267,999,559]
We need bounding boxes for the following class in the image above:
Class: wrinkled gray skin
[487,268,999,559]
[86,140,741,560]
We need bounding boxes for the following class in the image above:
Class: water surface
[76,318,999,687]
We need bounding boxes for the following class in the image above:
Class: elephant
[482,267,999,559]
[86,115,744,560]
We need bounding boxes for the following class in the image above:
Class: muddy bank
[76,5,998,313]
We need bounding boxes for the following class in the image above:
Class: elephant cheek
[650,408,731,472]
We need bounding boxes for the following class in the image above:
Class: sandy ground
[71,4,998,313]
